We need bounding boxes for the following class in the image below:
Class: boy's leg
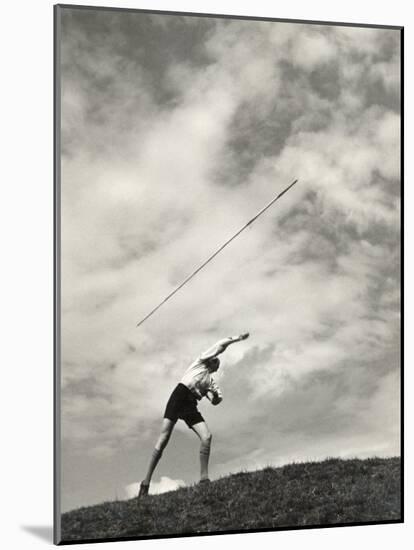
[191,421,212,482]
[141,418,175,489]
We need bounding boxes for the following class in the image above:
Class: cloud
[124,476,185,499]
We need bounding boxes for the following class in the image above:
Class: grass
[61,456,401,543]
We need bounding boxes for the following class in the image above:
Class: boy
[138,332,249,497]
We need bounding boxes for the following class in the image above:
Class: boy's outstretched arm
[199,333,249,361]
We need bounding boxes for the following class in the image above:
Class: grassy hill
[61,457,401,543]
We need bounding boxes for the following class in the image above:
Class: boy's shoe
[199,478,211,485]
[138,481,149,498]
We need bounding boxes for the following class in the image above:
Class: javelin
[136,179,298,328]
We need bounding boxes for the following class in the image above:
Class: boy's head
[208,357,220,372]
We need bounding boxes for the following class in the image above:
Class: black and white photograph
[54,4,402,545]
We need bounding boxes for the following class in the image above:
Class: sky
[59,7,401,513]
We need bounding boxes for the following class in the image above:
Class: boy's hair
[209,357,220,369]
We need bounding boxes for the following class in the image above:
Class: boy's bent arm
[206,380,223,405]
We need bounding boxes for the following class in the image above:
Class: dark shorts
[164,383,205,428]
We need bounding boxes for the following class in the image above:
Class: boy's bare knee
[156,433,170,451]
[201,433,212,446]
